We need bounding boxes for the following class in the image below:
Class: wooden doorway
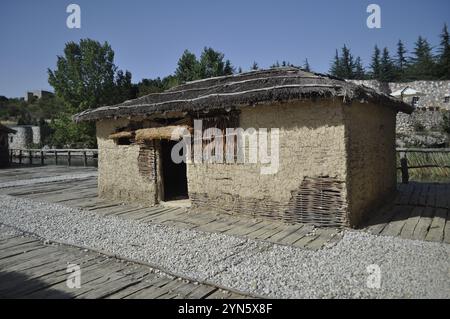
[161,140,188,201]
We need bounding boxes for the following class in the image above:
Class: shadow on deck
[363,182,450,243]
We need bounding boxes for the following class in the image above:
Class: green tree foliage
[395,40,408,80]
[199,47,234,78]
[136,75,179,97]
[0,95,64,127]
[330,50,342,77]
[50,113,96,148]
[175,50,200,82]
[370,45,382,80]
[329,46,363,79]
[379,47,396,82]
[174,47,233,84]
[328,24,450,81]
[251,61,259,70]
[47,39,136,147]
[407,36,436,80]
[354,57,365,79]
[437,24,450,79]
[303,58,311,72]
[270,61,281,68]
[48,39,134,112]
[340,45,355,78]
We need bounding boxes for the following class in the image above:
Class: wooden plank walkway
[0,232,247,299]
[0,166,343,250]
[364,182,450,243]
[1,166,449,248]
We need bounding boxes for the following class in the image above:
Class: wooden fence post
[83,151,87,167]
[29,151,33,165]
[18,150,22,164]
[9,149,13,163]
[40,151,44,165]
[67,151,71,166]
[400,152,409,184]
[54,151,58,165]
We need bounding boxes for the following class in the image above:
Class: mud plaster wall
[96,119,158,205]
[187,100,348,221]
[344,102,397,227]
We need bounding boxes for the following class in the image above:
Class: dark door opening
[161,140,188,201]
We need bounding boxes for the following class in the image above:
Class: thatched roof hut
[74,67,411,122]
[75,67,412,228]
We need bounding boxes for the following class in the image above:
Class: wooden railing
[8,147,450,176]
[9,149,98,166]
[397,148,450,183]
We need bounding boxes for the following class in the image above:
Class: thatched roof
[0,124,16,134]
[73,67,413,122]
[135,125,192,142]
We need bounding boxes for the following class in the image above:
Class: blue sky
[0,0,449,98]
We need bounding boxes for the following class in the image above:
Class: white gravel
[0,173,98,189]
[0,194,449,298]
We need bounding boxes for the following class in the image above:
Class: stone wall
[397,109,445,134]
[349,80,450,110]
[349,80,449,147]
[8,125,41,149]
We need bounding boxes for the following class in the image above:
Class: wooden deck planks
[2,166,449,250]
[0,234,247,299]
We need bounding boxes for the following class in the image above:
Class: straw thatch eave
[73,67,413,122]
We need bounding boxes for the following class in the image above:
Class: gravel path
[0,194,448,298]
[0,172,98,189]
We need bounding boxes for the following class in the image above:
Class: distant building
[348,80,450,110]
[8,125,41,149]
[0,124,16,168]
[25,90,54,102]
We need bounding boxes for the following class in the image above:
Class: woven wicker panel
[190,177,348,228]
[137,141,158,182]
[288,176,348,227]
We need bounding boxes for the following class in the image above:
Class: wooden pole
[83,151,87,167]
[29,151,32,165]
[18,150,22,164]
[67,151,71,166]
[54,151,58,165]
[400,152,409,184]
[40,151,44,165]
[9,149,12,164]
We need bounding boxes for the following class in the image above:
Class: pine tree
[354,57,365,79]
[329,49,341,77]
[370,45,381,80]
[198,47,234,78]
[380,47,396,82]
[437,24,450,79]
[251,62,259,70]
[395,40,408,81]
[270,61,280,68]
[175,50,200,83]
[340,45,355,79]
[303,58,311,72]
[408,36,436,80]
[223,60,234,75]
